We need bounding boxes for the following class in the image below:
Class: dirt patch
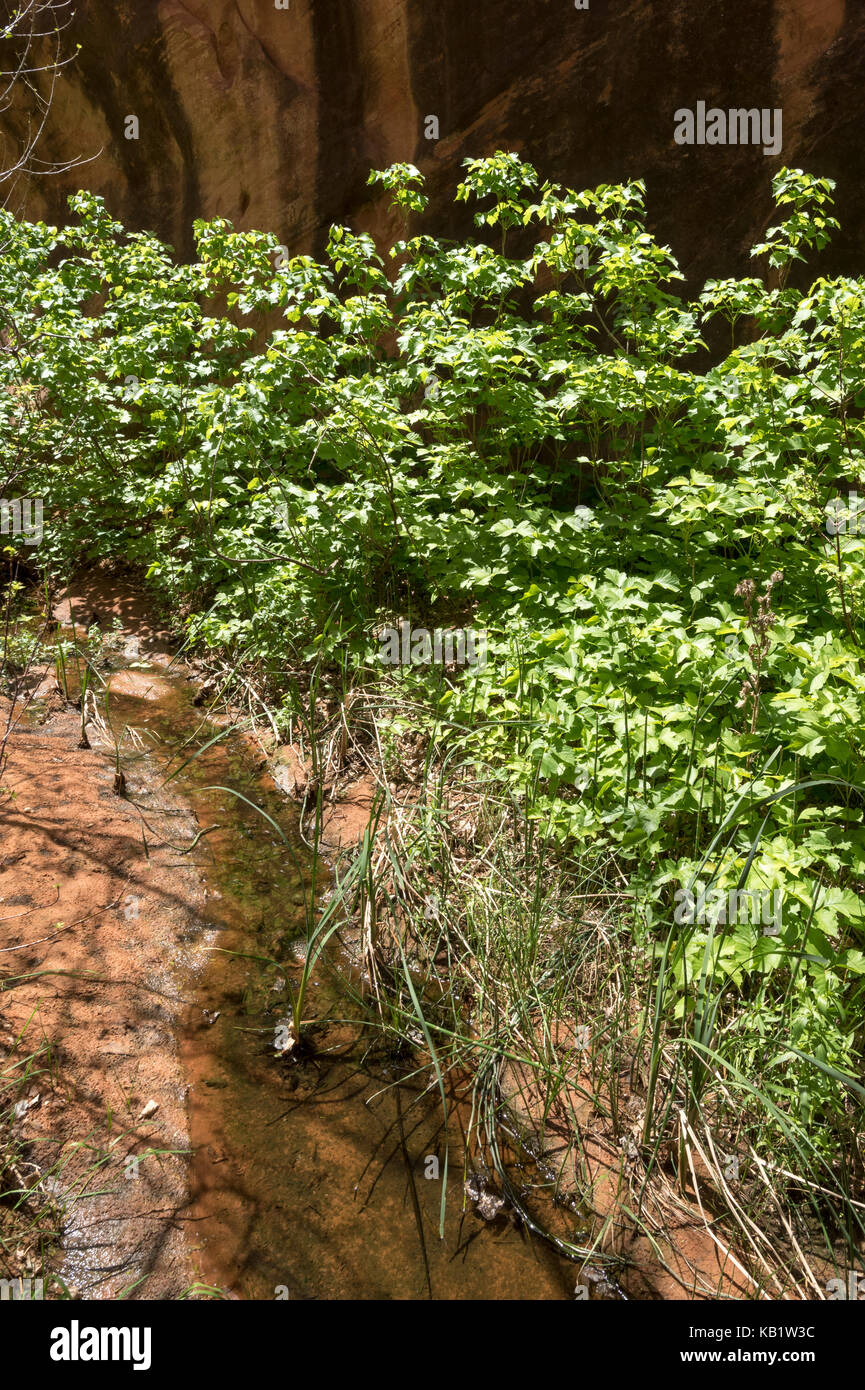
[501,1035,758,1300]
[320,774,377,851]
[0,575,215,1298]
[53,576,177,665]
[0,697,213,1297]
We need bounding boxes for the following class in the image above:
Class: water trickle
[81,614,577,1300]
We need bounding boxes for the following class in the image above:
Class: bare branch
[0,1,94,211]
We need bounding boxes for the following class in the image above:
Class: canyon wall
[3,0,863,282]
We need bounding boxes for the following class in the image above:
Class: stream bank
[1,576,577,1299]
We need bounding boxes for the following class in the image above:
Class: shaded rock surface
[3,1,863,283]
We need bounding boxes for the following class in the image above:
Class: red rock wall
[4,1,862,281]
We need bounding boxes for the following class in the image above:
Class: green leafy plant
[3,157,865,1285]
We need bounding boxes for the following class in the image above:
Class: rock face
[4,0,865,282]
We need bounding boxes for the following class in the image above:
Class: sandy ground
[0,575,385,1301]
[0,587,212,1299]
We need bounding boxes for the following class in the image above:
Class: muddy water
[98,644,576,1300]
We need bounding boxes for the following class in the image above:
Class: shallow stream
[61,605,578,1300]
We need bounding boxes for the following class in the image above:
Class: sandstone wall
[3,1,862,281]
